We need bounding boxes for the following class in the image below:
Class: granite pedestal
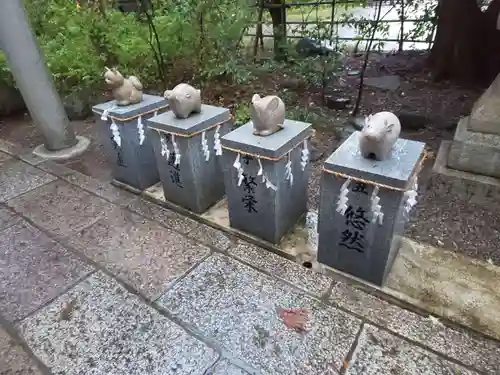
[92,94,166,191]
[447,117,500,178]
[318,132,425,286]
[220,120,313,244]
[146,105,232,214]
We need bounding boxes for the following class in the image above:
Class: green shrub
[0,0,256,95]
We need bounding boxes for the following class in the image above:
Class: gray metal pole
[0,0,77,151]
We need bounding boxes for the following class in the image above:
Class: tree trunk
[429,0,500,86]
[266,0,287,61]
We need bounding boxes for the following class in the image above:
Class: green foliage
[233,102,251,127]
[0,0,256,95]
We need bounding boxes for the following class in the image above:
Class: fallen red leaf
[277,308,309,333]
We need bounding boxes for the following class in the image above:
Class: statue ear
[251,94,260,103]
[197,89,201,95]
[266,97,280,112]
[164,90,172,98]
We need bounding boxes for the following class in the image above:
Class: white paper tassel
[336,178,351,215]
[214,125,223,156]
[100,105,116,121]
[404,177,419,214]
[201,131,210,161]
[257,158,263,177]
[263,175,278,191]
[284,153,293,186]
[110,119,121,147]
[159,132,170,160]
[171,134,181,166]
[233,153,245,186]
[370,186,384,225]
[300,140,310,171]
[137,116,145,145]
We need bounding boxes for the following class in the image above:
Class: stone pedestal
[146,105,233,214]
[447,117,500,178]
[318,132,425,286]
[220,120,313,244]
[92,94,166,191]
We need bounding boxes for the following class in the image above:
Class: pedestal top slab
[147,104,230,136]
[324,132,425,189]
[92,94,167,121]
[221,119,312,159]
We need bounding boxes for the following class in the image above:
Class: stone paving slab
[0,325,44,375]
[38,161,136,206]
[67,207,211,299]
[0,151,12,162]
[345,325,480,375]
[7,179,114,238]
[0,158,56,202]
[17,272,218,375]
[330,282,500,374]
[157,253,361,375]
[127,197,199,234]
[0,205,20,232]
[187,224,235,251]
[228,240,332,297]
[210,359,249,375]
[0,221,94,322]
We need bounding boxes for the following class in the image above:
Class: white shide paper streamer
[263,175,278,191]
[201,131,210,161]
[284,152,293,186]
[110,119,121,147]
[300,140,310,171]
[159,131,170,160]
[171,134,181,166]
[214,125,223,156]
[404,177,418,215]
[233,153,245,186]
[370,186,384,225]
[336,178,351,215]
[100,105,116,121]
[137,116,145,145]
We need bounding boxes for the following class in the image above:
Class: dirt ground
[1,51,499,263]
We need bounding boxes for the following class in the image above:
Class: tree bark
[429,0,500,85]
[266,0,287,61]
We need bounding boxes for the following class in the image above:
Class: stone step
[447,116,500,178]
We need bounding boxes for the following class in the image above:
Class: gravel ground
[1,51,499,263]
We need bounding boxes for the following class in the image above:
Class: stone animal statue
[164,83,202,119]
[358,111,401,161]
[104,67,143,106]
[250,94,286,136]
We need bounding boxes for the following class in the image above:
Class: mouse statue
[250,94,285,136]
[358,111,401,161]
[104,67,143,106]
[164,83,202,119]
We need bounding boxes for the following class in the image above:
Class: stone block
[318,132,425,286]
[146,104,232,214]
[220,120,313,244]
[447,117,500,178]
[92,94,167,191]
[433,141,500,208]
[467,73,500,135]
